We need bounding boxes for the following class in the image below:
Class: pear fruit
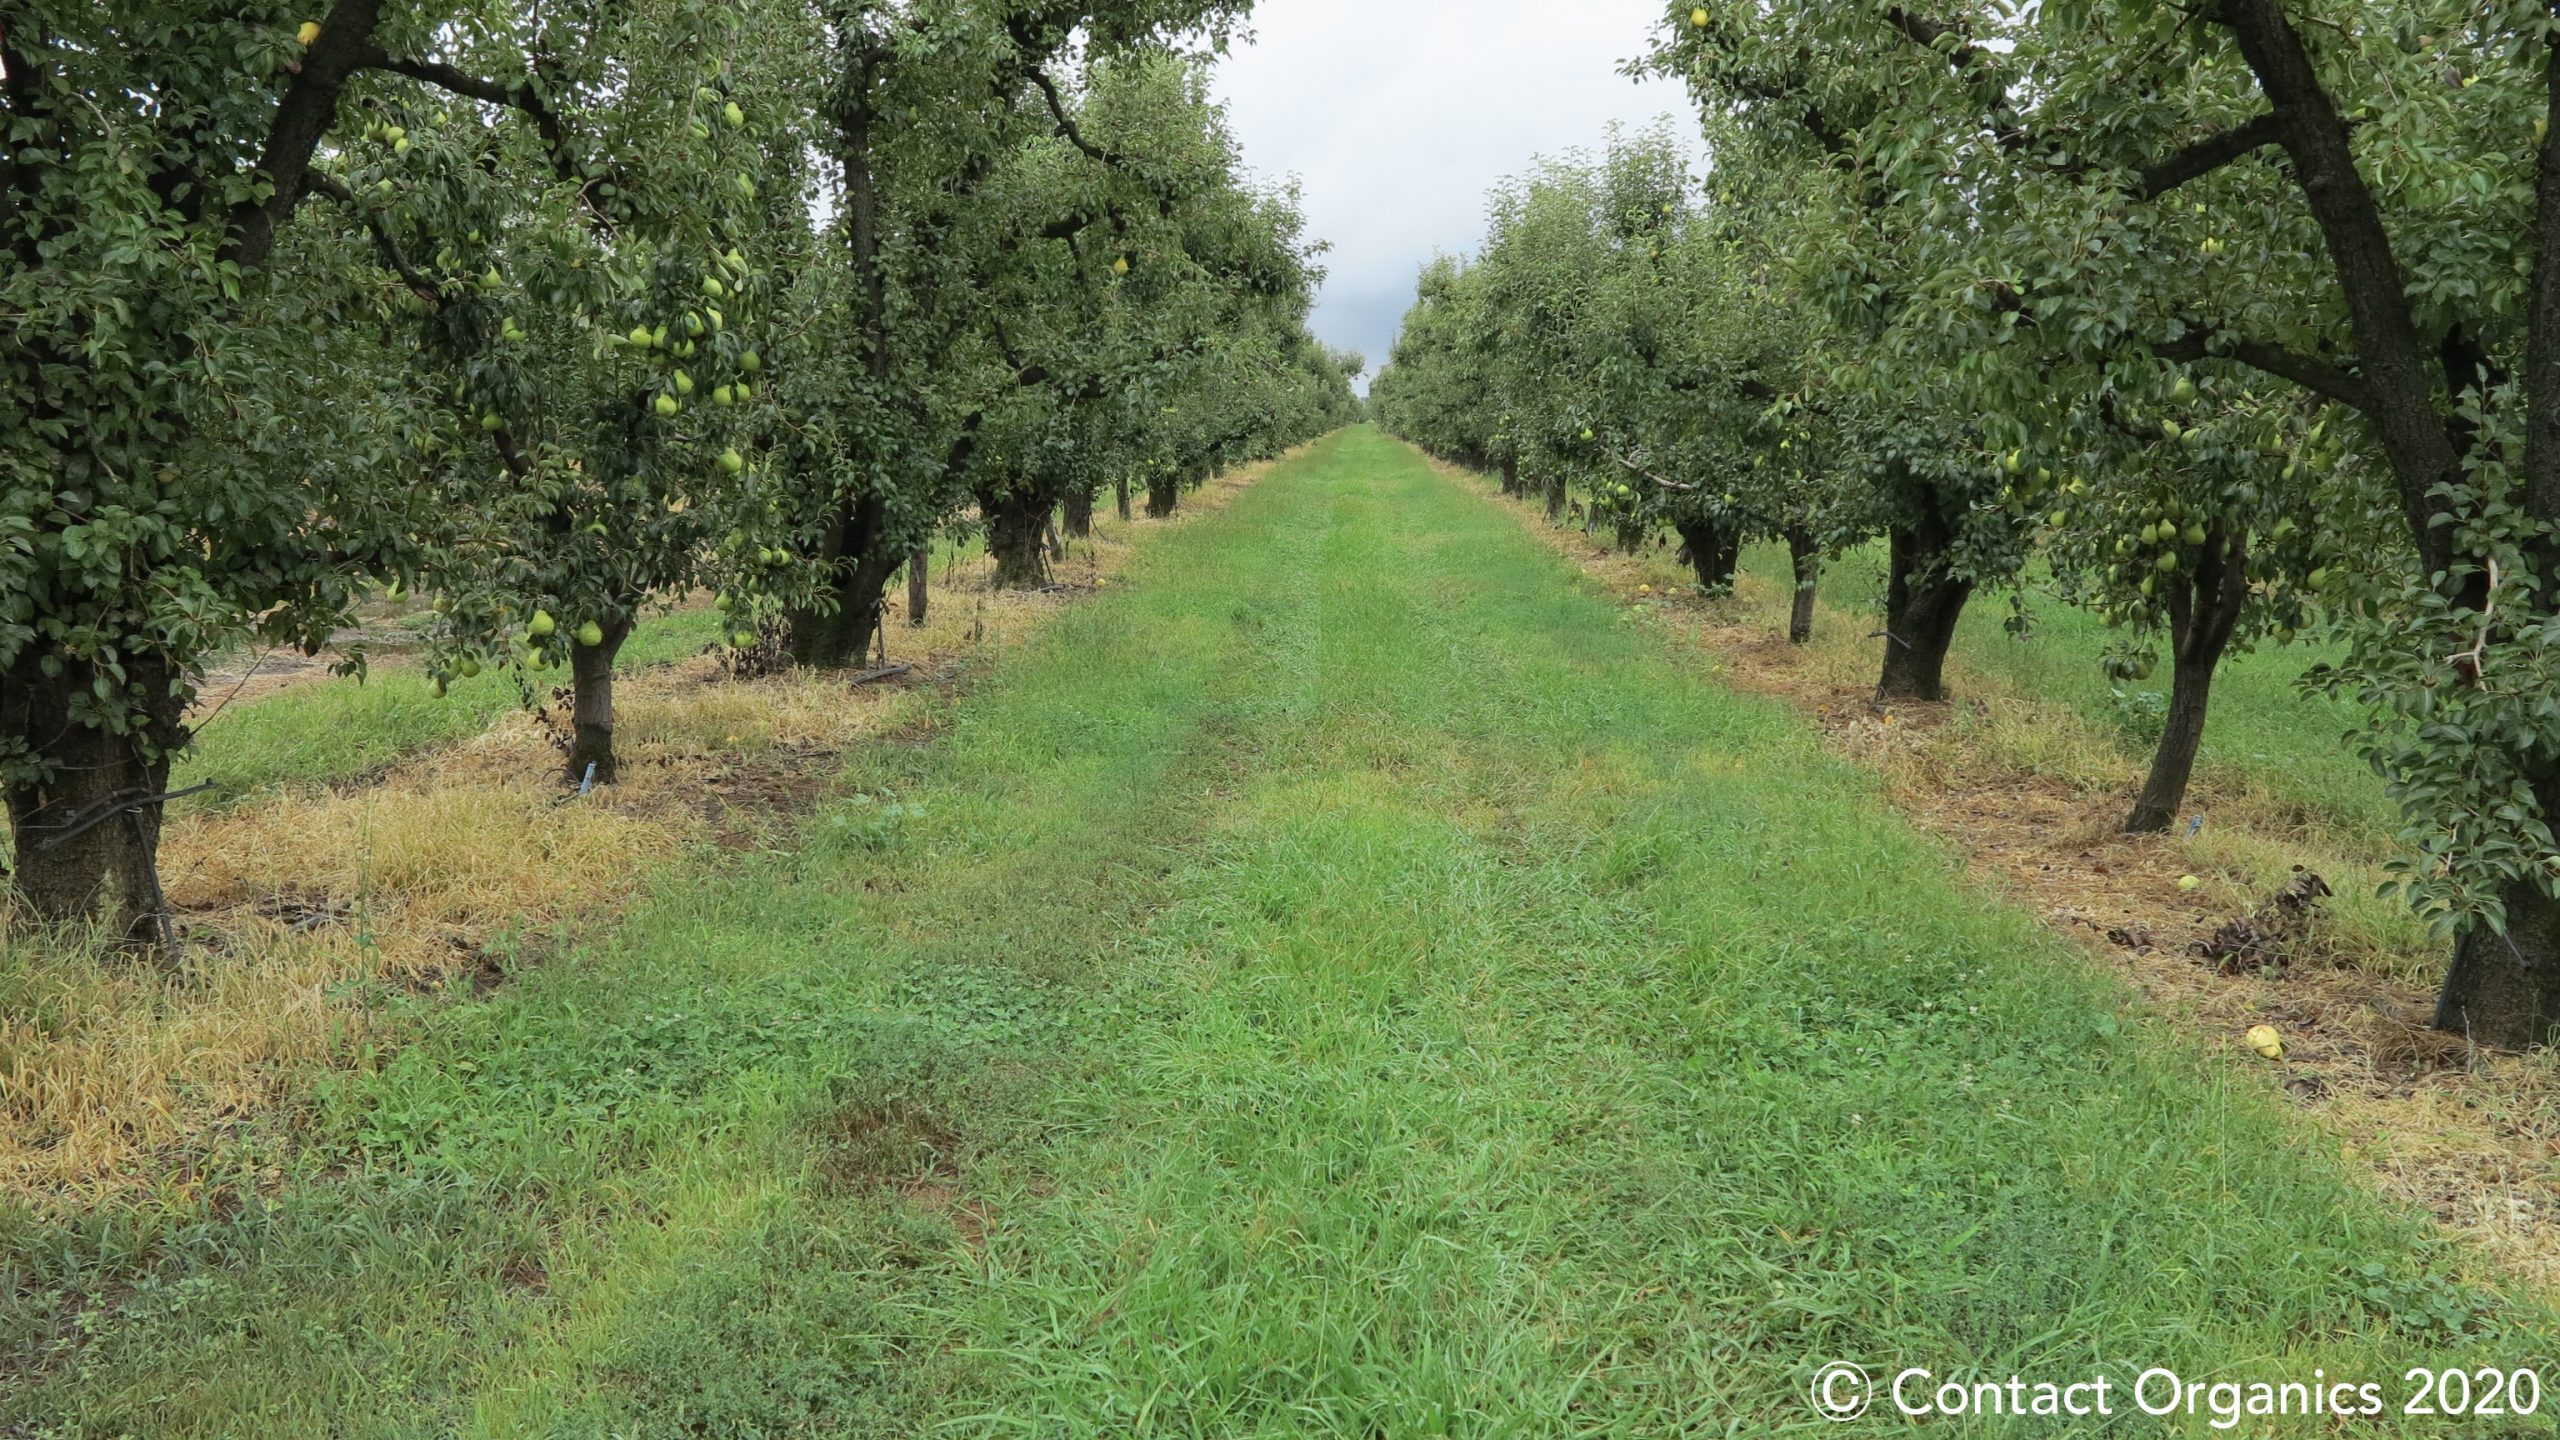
[528,609,557,639]
[576,619,605,647]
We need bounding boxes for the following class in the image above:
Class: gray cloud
[1210,0,1698,390]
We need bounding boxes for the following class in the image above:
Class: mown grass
[8,428,2547,1435]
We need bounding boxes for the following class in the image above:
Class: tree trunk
[1785,527,1821,644]
[2,654,187,947]
[2126,527,2249,834]
[788,491,897,667]
[988,494,1051,588]
[565,617,633,787]
[1115,475,1133,523]
[907,544,929,626]
[1614,514,1647,555]
[1670,517,1739,593]
[1545,474,1566,523]
[1062,489,1094,539]
[2436,864,2560,1050]
[1146,475,1179,519]
[1500,452,1521,497]
[1877,511,1973,703]
[2125,662,2211,835]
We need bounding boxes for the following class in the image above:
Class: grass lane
[883,431,2537,1434]
[11,427,2541,1436]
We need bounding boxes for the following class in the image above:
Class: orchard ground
[5,428,2552,1434]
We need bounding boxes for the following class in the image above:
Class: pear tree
[0,1,489,940]
[321,6,784,785]
[1655,0,2560,1042]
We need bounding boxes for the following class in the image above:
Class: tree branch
[2219,0,2463,574]
[307,174,444,303]
[1028,67,1118,165]
[365,51,609,228]
[2153,324,2375,412]
[2135,112,2284,199]
[1880,7,2030,151]
[223,0,388,267]
[1605,447,1699,491]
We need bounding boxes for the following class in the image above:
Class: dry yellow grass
[1445,458,2560,1298]
[0,463,1277,1210]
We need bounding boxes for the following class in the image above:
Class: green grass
[9,427,2544,1435]
[173,607,727,803]
[1754,544,2395,835]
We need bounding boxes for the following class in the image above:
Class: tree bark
[988,494,1051,588]
[1614,514,1648,555]
[907,544,929,626]
[2125,527,2250,834]
[1115,475,1133,523]
[1877,508,1973,703]
[2221,0,2467,576]
[789,491,897,667]
[1545,474,1566,523]
[1500,452,1522,497]
[790,49,903,671]
[2413,11,2560,1048]
[1,4,383,944]
[1785,527,1821,644]
[1670,516,1739,593]
[1061,489,1093,539]
[2436,862,2560,1050]
[1146,474,1179,519]
[3,654,187,946]
[564,617,633,787]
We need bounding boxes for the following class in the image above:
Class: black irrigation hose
[23,783,216,854]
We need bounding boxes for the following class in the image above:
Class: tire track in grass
[881,429,2548,1438]
[8,451,1334,1438]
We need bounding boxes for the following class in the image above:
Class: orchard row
[0,2,1358,945]
[1376,2,2560,1046]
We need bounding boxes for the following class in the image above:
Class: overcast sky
[1210,0,1697,389]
